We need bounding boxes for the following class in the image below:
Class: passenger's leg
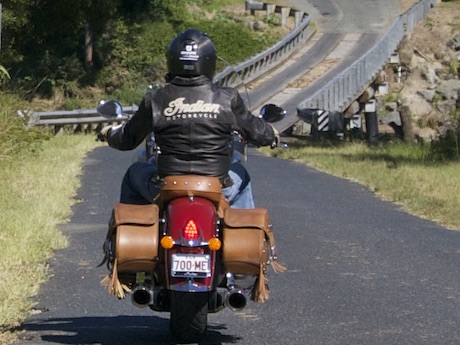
[223,162,255,209]
[120,162,160,204]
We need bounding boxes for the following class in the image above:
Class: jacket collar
[171,75,212,87]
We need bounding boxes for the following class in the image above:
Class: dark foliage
[0,0,279,98]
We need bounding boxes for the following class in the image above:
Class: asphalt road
[15,1,460,344]
[287,0,400,33]
[17,147,460,345]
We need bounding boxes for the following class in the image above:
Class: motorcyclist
[99,28,278,208]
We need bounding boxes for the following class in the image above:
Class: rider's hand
[269,124,280,149]
[97,125,113,142]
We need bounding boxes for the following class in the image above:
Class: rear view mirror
[260,104,286,123]
[96,100,124,119]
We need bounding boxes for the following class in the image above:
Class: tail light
[183,219,199,240]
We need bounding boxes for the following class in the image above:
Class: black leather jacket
[106,75,275,180]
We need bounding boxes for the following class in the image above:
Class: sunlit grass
[0,134,99,342]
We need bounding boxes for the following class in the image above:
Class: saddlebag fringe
[271,260,287,273]
[100,258,130,299]
[251,264,270,303]
[252,260,286,303]
[253,258,286,302]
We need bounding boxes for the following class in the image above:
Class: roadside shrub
[429,129,460,160]
[0,94,50,160]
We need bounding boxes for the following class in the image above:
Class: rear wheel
[170,291,208,341]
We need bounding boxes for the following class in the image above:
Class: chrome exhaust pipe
[226,273,247,312]
[131,285,153,308]
[227,287,247,311]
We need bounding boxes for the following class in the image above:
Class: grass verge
[263,140,460,231]
[0,134,99,344]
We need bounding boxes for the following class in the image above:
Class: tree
[0,0,33,68]
[80,0,117,72]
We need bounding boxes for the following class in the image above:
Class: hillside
[381,0,460,142]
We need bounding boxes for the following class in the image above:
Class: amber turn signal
[208,237,222,251]
[160,236,174,249]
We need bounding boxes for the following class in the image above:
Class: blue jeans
[120,161,255,209]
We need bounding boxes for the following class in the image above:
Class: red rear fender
[166,197,217,241]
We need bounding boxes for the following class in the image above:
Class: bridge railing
[214,2,312,88]
[296,0,437,114]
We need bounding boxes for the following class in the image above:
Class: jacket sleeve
[106,95,153,151]
[231,91,275,146]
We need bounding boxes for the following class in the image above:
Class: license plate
[171,254,211,278]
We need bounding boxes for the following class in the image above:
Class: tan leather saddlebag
[222,208,272,275]
[111,203,159,272]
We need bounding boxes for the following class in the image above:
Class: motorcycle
[96,100,286,341]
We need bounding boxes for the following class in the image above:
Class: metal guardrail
[24,106,137,132]
[214,5,311,88]
[296,0,437,113]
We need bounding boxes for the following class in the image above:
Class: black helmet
[166,29,217,80]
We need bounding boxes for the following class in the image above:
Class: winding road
[249,0,402,131]
[15,1,460,345]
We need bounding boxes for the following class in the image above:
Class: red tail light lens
[183,220,199,240]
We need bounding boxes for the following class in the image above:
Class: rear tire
[170,291,208,341]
